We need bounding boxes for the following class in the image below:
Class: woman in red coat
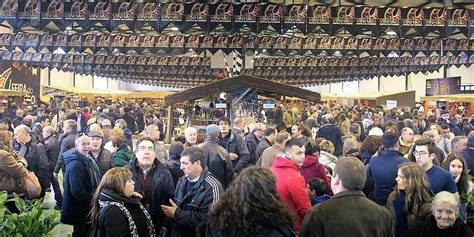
[300,140,332,195]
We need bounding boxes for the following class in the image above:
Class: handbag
[23,172,42,199]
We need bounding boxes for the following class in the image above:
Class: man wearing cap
[197,124,234,189]
[101,118,113,143]
[13,124,49,198]
[88,131,112,175]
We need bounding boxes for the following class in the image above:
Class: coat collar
[332,190,365,200]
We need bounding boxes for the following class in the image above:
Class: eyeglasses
[413,150,430,157]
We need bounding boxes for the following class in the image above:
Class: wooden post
[165,105,173,144]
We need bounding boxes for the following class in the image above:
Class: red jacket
[301,154,332,195]
[270,155,311,232]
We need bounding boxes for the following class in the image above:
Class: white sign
[386,100,397,109]
[263,103,275,109]
[215,103,227,109]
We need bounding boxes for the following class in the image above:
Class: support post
[165,105,173,144]
[405,72,409,91]
[377,76,381,92]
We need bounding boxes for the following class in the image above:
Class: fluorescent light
[66,26,72,31]
[386,30,397,36]
[171,27,179,31]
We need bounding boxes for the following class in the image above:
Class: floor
[44,173,73,237]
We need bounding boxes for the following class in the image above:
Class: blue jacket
[317,124,343,156]
[461,148,474,176]
[369,150,408,206]
[61,149,101,225]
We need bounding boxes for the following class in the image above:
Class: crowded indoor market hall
[1,0,474,236]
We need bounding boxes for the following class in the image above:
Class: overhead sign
[0,64,40,102]
[215,103,227,108]
[386,100,397,109]
[426,77,461,96]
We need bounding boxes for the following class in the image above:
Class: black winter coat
[172,169,224,237]
[54,131,77,173]
[317,124,343,156]
[255,137,272,162]
[127,158,175,230]
[198,138,234,189]
[244,132,260,165]
[98,189,154,237]
[43,134,60,173]
[218,131,250,172]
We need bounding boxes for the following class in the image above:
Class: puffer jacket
[198,138,234,189]
[0,149,28,194]
[172,169,224,237]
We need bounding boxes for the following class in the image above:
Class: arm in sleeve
[445,173,459,194]
[54,137,73,173]
[233,138,250,172]
[0,152,28,178]
[288,175,312,219]
[68,162,93,204]
[99,206,130,237]
[36,144,51,187]
[299,209,323,237]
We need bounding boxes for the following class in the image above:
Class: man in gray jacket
[198,124,234,188]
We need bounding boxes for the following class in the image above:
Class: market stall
[420,94,474,115]
[0,89,28,105]
[336,91,416,108]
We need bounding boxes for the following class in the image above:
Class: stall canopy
[0,1,472,88]
[164,75,321,106]
[0,89,28,97]
[43,86,131,97]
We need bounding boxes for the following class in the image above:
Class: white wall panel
[75,74,93,88]
[49,68,73,87]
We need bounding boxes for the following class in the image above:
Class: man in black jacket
[42,125,60,205]
[217,118,250,172]
[128,137,175,233]
[13,124,49,198]
[198,124,234,188]
[161,147,223,237]
[244,123,266,165]
[121,106,138,134]
[255,127,276,162]
[67,107,87,133]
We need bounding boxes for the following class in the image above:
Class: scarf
[99,199,156,237]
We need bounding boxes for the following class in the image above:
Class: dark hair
[37,116,49,123]
[218,117,231,125]
[181,147,206,168]
[307,177,326,195]
[440,123,450,130]
[381,132,400,149]
[361,135,382,155]
[305,139,320,155]
[135,137,155,152]
[208,166,293,234]
[284,137,306,151]
[334,157,366,191]
[441,153,469,195]
[264,127,276,137]
[414,138,437,155]
[349,123,361,134]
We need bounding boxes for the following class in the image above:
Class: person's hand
[132,192,143,199]
[161,199,178,218]
[229,153,238,161]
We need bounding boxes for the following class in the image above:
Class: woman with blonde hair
[386,162,433,237]
[90,167,155,237]
[317,139,337,170]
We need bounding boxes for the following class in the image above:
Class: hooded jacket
[301,155,331,195]
[61,149,101,225]
[317,124,343,156]
[198,137,234,189]
[270,156,311,232]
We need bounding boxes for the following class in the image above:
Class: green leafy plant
[0,191,60,237]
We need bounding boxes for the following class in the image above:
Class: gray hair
[43,125,55,135]
[115,119,128,129]
[14,124,31,135]
[432,191,459,216]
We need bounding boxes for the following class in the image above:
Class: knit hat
[368,127,383,136]
[206,124,220,138]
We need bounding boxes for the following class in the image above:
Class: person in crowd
[32,116,50,142]
[460,131,474,176]
[88,131,112,175]
[144,124,167,164]
[317,114,343,156]
[283,107,297,133]
[413,138,459,199]
[121,107,138,134]
[108,128,133,167]
[360,135,382,165]
[197,124,234,189]
[114,119,133,150]
[231,117,245,138]
[441,153,470,222]
[127,137,175,233]
[134,104,145,134]
[54,119,78,174]
[152,112,165,141]
[11,108,24,128]
[418,130,447,164]
[300,157,394,237]
[82,107,92,124]
[307,177,331,206]
[167,141,184,185]
[386,163,433,237]
[90,167,155,237]
[451,136,467,154]
[245,123,266,165]
[405,191,473,237]
[145,113,154,127]
[67,107,87,133]
[206,166,295,237]
[368,132,408,206]
[291,123,309,141]
[101,119,113,143]
[42,125,60,203]
[13,124,49,198]
[301,140,331,194]
[460,117,472,136]
[161,147,223,237]
[345,122,364,143]
[255,127,276,162]
[439,123,453,153]
[271,138,311,232]
[342,138,360,159]
[61,135,101,237]
[0,126,29,212]
[317,139,337,170]
[399,127,415,156]
[183,127,197,148]
[218,117,250,173]
[258,131,290,168]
